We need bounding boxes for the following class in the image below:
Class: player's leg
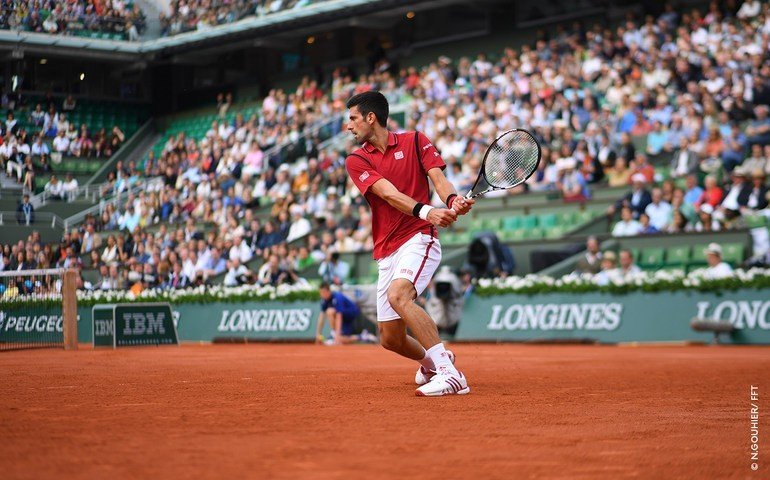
[378,319,429,360]
[386,279,441,348]
[388,234,468,395]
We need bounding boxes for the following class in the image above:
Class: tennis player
[344,91,473,396]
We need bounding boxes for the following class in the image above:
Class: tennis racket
[463,129,541,199]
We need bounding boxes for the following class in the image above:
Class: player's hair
[346,91,389,127]
[319,282,331,291]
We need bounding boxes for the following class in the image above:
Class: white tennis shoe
[415,366,469,397]
[415,349,456,385]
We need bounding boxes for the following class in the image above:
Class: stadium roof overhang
[0,0,468,62]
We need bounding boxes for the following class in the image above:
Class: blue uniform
[321,292,360,335]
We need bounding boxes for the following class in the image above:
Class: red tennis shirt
[346,131,446,260]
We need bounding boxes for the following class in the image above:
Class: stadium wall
[455,290,770,345]
[73,289,770,345]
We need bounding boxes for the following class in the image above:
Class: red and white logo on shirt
[394,151,404,160]
[359,171,370,182]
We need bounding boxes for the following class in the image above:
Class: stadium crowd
[160,0,327,37]
[3,0,770,291]
[1,93,126,192]
[0,0,147,40]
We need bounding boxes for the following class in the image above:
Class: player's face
[347,106,372,144]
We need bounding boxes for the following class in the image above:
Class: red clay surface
[1,344,768,479]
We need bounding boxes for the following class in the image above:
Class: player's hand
[452,197,474,215]
[427,208,457,228]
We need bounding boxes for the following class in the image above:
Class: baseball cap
[631,173,647,184]
[704,243,722,256]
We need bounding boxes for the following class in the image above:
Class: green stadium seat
[501,217,521,231]
[520,215,538,229]
[722,243,744,266]
[639,248,665,269]
[665,245,690,267]
[539,213,557,228]
[500,229,526,242]
[557,211,576,226]
[576,210,596,224]
[629,248,641,262]
[469,218,485,232]
[545,226,567,239]
[481,218,500,230]
[689,244,709,267]
[524,227,544,240]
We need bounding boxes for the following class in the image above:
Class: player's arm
[426,167,474,215]
[369,178,458,228]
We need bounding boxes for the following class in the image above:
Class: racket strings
[482,131,540,189]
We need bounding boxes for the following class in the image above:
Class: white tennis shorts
[376,232,442,322]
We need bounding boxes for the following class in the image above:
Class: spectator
[44,175,64,200]
[62,173,79,201]
[318,251,350,286]
[669,137,699,179]
[52,130,70,154]
[646,121,668,156]
[609,174,652,219]
[743,170,769,213]
[257,254,288,286]
[638,213,659,235]
[722,123,748,173]
[164,262,192,289]
[695,175,724,212]
[743,144,767,174]
[593,251,618,286]
[573,236,602,275]
[617,249,642,277]
[644,187,673,231]
[606,157,632,187]
[612,206,643,237]
[286,205,312,243]
[228,235,253,264]
[692,204,721,233]
[630,152,655,184]
[223,258,252,287]
[16,195,34,225]
[702,243,734,279]
[746,106,770,147]
[718,169,751,221]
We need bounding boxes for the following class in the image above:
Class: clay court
[1,344,766,479]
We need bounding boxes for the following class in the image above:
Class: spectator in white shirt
[52,130,70,153]
[286,204,312,243]
[737,0,761,19]
[593,251,619,286]
[612,206,643,237]
[228,235,253,263]
[617,249,642,277]
[30,136,50,158]
[44,175,64,200]
[703,243,734,279]
[62,173,79,200]
[644,188,673,230]
[223,258,252,286]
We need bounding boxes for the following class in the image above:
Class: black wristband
[445,193,457,208]
[412,202,425,218]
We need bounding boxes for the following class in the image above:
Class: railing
[30,180,116,208]
[0,211,65,229]
[262,113,344,171]
[62,176,164,231]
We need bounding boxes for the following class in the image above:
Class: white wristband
[418,204,434,221]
